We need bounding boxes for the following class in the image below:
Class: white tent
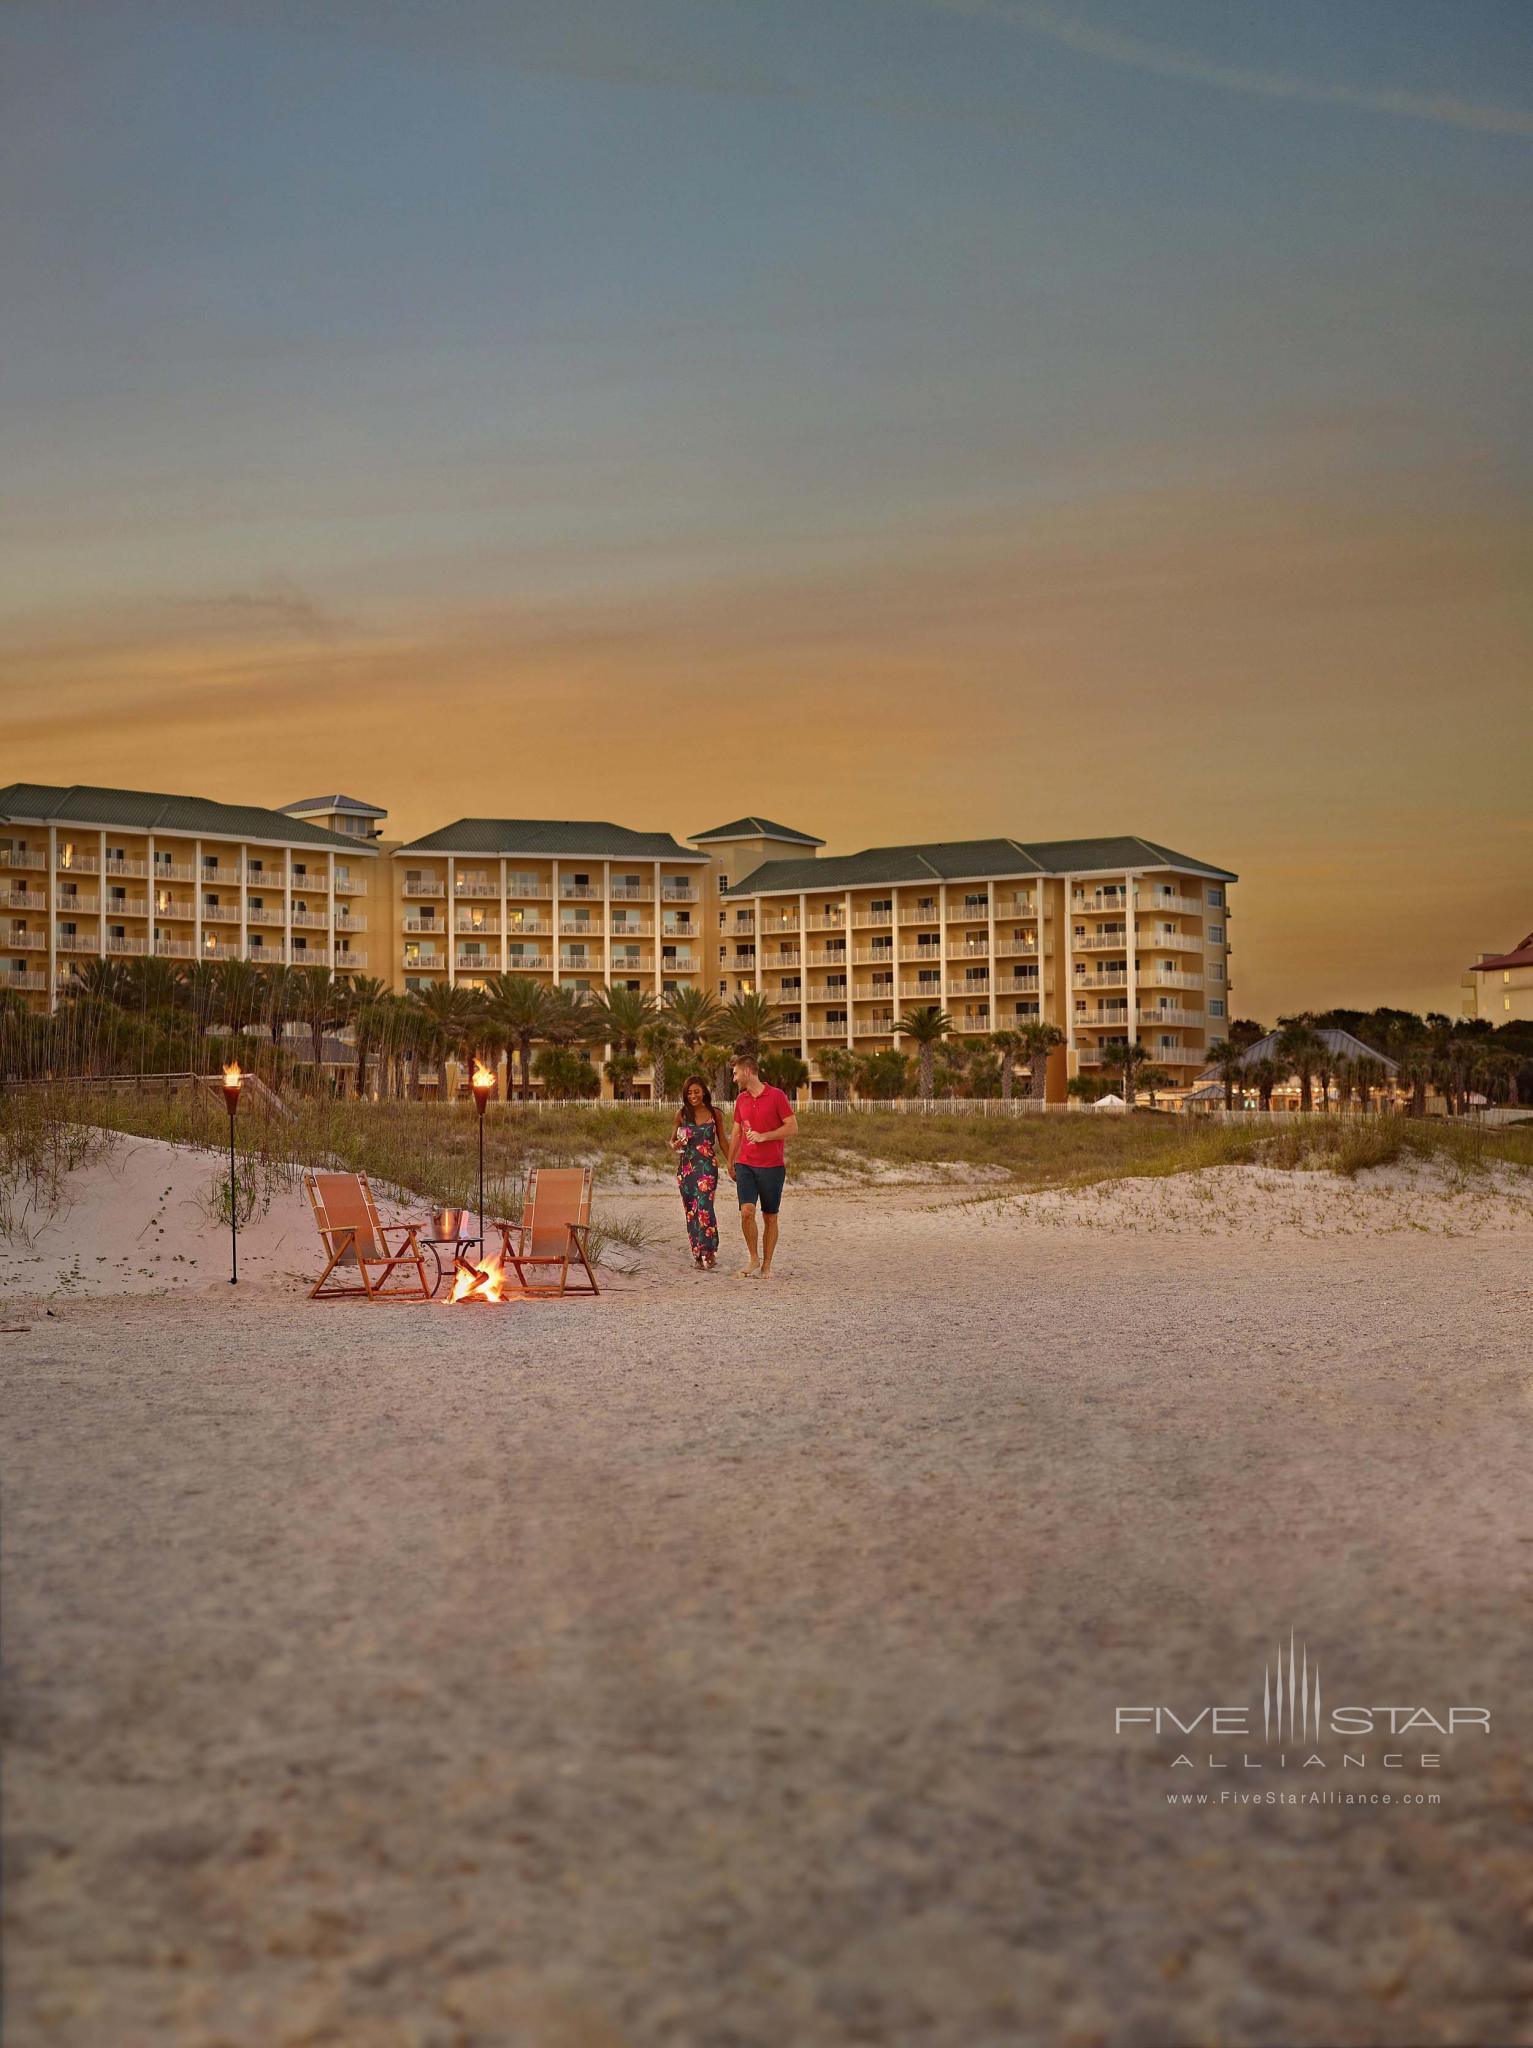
[1092,1092,1127,1110]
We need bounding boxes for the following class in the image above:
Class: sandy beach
[3,1147,1532,2045]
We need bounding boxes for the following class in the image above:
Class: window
[293,862,307,879]
[719,875,729,892]
[779,976,800,993]
[1209,924,1224,944]
[336,864,350,886]
[964,893,988,914]
[248,859,263,875]
[1209,998,1226,1017]
[1207,886,1224,906]
[1210,962,1225,982]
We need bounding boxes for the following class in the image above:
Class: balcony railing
[954,1011,992,1032]
[57,933,98,953]
[759,950,802,969]
[51,893,92,912]
[609,919,653,937]
[104,935,149,956]
[758,913,799,934]
[334,950,368,969]
[56,851,101,875]
[200,903,240,921]
[995,938,1039,958]
[503,919,553,938]
[995,974,1046,995]
[995,894,1041,917]
[456,950,495,969]
[402,880,447,898]
[1,850,47,871]
[852,982,897,1000]
[561,884,602,901]
[659,885,698,904]
[898,904,941,924]
[559,917,602,935]
[1135,891,1204,916]
[1074,970,1128,989]
[152,861,196,883]
[1137,1007,1202,1027]
[947,941,991,960]
[899,945,945,964]
[1071,892,1129,913]
[947,977,991,996]
[808,982,850,1001]
[805,948,849,967]
[502,951,550,970]
[609,884,652,902]
[290,908,330,929]
[1135,929,1202,954]
[102,898,149,917]
[455,879,499,898]
[247,907,285,926]
[2,968,47,990]
[153,938,197,959]
[102,857,149,878]
[456,917,500,936]
[851,908,893,928]
[6,930,45,950]
[1072,929,1129,951]
[1145,970,1203,990]
[334,911,367,932]
[899,980,945,999]
[851,945,896,965]
[403,916,445,934]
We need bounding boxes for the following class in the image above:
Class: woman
[669,1075,729,1270]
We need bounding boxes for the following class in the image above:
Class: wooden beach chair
[493,1166,600,1297]
[304,1170,433,1301]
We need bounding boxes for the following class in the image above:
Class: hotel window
[964,893,988,914]
[779,976,800,993]
[1207,886,1223,905]
[718,875,729,892]
[291,936,308,955]
[248,859,263,875]
[917,969,940,989]
[1210,962,1225,982]
[293,863,306,880]
[203,855,218,873]
[1209,999,1225,1017]
[1209,924,1224,944]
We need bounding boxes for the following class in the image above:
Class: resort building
[722,835,1236,1094]
[3,781,1238,1097]
[1463,930,1533,1023]
[0,782,381,1004]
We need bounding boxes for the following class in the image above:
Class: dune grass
[6,1089,1529,1231]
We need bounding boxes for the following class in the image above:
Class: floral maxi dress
[676,1118,721,1264]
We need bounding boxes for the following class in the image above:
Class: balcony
[456,950,496,969]
[286,945,329,966]
[808,1021,849,1040]
[153,937,197,959]
[995,974,1047,995]
[403,915,445,935]
[198,940,242,961]
[247,907,285,927]
[608,919,653,938]
[1071,892,1129,914]
[609,883,652,903]
[954,1011,992,1033]
[1072,929,1129,952]
[852,908,892,928]
[804,910,846,932]
[291,908,330,929]
[898,904,941,925]
[948,903,991,924]
[805,948,850,968]
[502,951,550,971]
[856,1012,895,1032]
[559,917,603,936]
[851,945,896,966]
[808,982,850,1002]
[152,861,196,883]
[402,879,447,898]
[200,902,239,922]
[759,949,802,970]
[2,968,47,990]
[102,857,149,879]
[948,976,991,996]
[104,935,149,956]
[456,916,500,936]
[56,851,101,875]
[758,912,799,934]
[659,885,699,905]
[899,981,945,1000]
[102,898,149,918]
[853,982,897,1000]
[49,892,91,912]
[1137,1007,1202,1027]
[995,937,1039,958]
[151,899,195,921]
[1074,970,1128,989]
[57,933,98,953]
[334,911,367,932]
[899,945,945,965]
[1144,970,1203,991]
[1,849,47,871]
[503,918,553,937]
[560,884,602,901]
[996,893,1040,917]
[658,953,696,972]
[947,940,991,961]
[455,879,499,898]
[1136,928,1202,954]
[333,949,368,969]
[6,930,46,950]
[1136,890,1204,917]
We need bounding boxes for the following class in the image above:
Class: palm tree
[1275,1017,1326,1113]
[897,1005,950,1101]
[176,959,223,1044]
[663,984,724,1052]
[72,958,126,1007]
[482,973,553,1099]
[587,984,656,1061]
[262,963,299,1050]
[1207,1036,1247,1112]
[1249,1056,1283,1113]
[345,976,392,1098]
[542,984,596,1050]
[639,1019,679,1104]
[698,1038,734,1099]
[214,957,264,1036]
[989,1028,1025,1103]
[721,990,784,1058]
[410,982,484,1100]
[290,963,349,1069]
[1019,1020,1065,1102]
[1116,1041,1153,1107]
[1139,1064,1171,1109]
[817,1046,857,1101]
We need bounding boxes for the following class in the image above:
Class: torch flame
[223,1061,243,1089]
[472,1058,495,1091]
[447,1252,509,1304]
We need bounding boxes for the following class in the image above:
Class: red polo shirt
[733,1084,793,1167]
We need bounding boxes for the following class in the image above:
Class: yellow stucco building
[4,784,1238,1093]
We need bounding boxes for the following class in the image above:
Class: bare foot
[758,1266,773,1280]
[735,1262,759,1278]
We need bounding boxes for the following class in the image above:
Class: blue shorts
[734,1163,786,1214]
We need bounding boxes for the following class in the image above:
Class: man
[726,1053,798,1279]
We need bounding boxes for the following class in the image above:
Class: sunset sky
[2,0,1529,1020]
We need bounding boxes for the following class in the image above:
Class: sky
[1,0,1529,1021]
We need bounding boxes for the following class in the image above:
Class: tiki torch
[222,1061,243,1285]
[471,1057,495,1252]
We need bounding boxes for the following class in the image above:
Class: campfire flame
[448,1252,509,1304]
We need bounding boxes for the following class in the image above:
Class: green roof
[396,818,706,862]
[690,816,825,847]
[281,794,388,818]
[724,834,1236,896]
[0,782,377,852]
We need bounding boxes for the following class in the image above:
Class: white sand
[3,1146,1533,2045]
